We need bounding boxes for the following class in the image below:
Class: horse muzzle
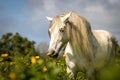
[47,50,59,58]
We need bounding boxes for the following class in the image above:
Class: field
[0,33,120,80]
[0,53,87,80]
[0,52,120,80]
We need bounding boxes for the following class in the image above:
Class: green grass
[0,47,120,80]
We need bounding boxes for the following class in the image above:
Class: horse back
[92,30,116,69]
[92,30,113,45]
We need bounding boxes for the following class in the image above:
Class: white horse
[46,11,116,80]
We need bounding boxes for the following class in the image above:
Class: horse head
[47,12,71,58]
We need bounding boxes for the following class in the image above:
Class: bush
[0,32,69,80]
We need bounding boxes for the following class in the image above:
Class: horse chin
[50,53,59,58]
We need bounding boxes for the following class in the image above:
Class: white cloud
[10,0,120,44]
[109,0,119,4]
[43,0,57,13]
[85,4,105,14]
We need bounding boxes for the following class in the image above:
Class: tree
[0,32,36,56]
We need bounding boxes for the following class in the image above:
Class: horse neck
[67,22,96,60]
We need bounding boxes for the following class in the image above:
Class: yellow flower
[1,53,8,57]
[31,56,36,64]
[63,53,66,58]
[0,57,3,61]
[10,62,15,65]
[36,56,40,59]
[1,62,4,64]
[37,59,43,65]
[43,66,47,72]
[9,72,16,80]
[47,52,51,56]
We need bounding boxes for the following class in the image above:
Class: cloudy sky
[0,0,120,45]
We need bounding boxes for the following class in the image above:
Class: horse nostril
[51,50,55,55]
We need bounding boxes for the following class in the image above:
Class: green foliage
[0,32,69,80]
[0,53,68,80]
[0,32,120,80]
[0,32,36,56]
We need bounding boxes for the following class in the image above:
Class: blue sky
[0,0,120,45]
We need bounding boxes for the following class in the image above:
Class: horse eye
[59,28,64,33]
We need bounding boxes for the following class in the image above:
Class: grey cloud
[26,0,44,8]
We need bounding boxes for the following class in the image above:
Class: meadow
[0,33,120,80]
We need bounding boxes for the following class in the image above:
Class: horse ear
[61,12,71,22]
[46,16,53,22]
